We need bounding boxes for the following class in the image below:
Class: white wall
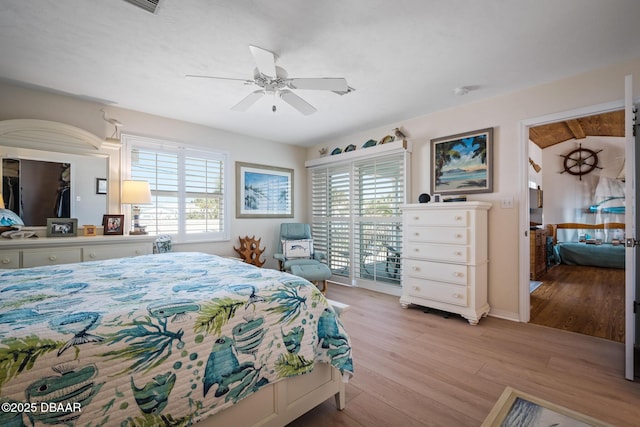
[0,82,308,269]
[306,56,640,320]
[542,136,625,241]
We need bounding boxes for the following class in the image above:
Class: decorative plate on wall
[344,144,356,152]
[330,147,342,155]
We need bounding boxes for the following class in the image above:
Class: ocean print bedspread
[0,252,353,426]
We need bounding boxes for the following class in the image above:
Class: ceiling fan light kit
[188,45,352,115]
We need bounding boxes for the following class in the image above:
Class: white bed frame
[197,363,345,426]
[197,299,349,426]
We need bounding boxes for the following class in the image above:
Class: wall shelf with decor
[305,139,410,168]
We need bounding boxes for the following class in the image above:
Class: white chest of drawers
[0,235,155,269]
[400,202,491,325]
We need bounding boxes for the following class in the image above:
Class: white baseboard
[488,309,520,322]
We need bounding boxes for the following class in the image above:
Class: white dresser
[0,235,156,269]
[399,202,492,325]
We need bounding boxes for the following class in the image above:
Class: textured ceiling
[1,0,640,146]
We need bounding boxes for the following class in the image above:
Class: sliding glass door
[311,152,407,294]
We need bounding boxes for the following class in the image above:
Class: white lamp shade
[121,180,152,204]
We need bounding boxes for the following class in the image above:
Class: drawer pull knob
[414,232,420,236]
[412,286,420,291]
[412,266,420,271]
[456,234,463,238]
[88,252,96,258]
[453,272,463,277]
[1,258,10,264]
[454,251,463,256]
[413,248,420,252]
[414,216,420,220]
[455,216,462,221]
[453,293,463,299]
[48,255,57,261]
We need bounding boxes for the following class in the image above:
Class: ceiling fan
[187,45,353,115]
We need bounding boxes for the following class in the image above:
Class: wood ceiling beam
[565,119,586,139]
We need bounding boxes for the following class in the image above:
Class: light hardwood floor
[287,284,640,427]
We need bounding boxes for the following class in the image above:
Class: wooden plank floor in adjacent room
[529,264,625,343]
[287,284,640,427]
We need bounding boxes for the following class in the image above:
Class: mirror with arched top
[0,119,121,228]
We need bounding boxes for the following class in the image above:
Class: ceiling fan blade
[249,45,277,77]
[287,77,348,92]
[186,75,254,84]
[231,90,265,112]
[279,90,316,115]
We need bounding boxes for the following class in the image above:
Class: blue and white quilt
[0,252,353,426]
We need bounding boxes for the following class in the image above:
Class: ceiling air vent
[123,0,160,14]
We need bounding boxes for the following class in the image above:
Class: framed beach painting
[236,162,294,218]
[431,127,493,196]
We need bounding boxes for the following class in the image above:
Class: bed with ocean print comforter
[0,252,353,426]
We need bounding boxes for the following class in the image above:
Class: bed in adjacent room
[546,223,625,269]
[0,252,353,426]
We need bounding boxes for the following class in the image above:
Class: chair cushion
[283,258,321,270]
[290,263,332,282]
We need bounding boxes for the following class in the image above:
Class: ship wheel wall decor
[559,144,602,180]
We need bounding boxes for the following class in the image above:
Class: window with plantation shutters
[310,150,407,290]
[124,135,229,242]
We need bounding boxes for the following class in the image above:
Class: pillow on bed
[282,239,314,259]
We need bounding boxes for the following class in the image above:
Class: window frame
[121,134,230,243]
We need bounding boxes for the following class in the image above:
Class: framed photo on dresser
[46,218,78,237]
[102,214,124,235]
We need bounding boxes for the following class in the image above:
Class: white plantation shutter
[354,154,404,285]
[125,135,229,241]
[310,150,407,289]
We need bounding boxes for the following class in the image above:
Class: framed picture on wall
[431,127,493,196]
[96,178,107,194]
[102,214,124,235]
[235,162,294,218]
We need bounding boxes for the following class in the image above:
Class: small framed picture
[102,214,124,235]
[96,178,107,195]
[83,225,97,236]
[47,218,78,237]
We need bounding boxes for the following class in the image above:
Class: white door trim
[518,100,625,323]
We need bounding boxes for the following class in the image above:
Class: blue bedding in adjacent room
[0,252,353,426]
[554,242,625,269]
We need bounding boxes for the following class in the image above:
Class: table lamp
[121,180,152,234]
